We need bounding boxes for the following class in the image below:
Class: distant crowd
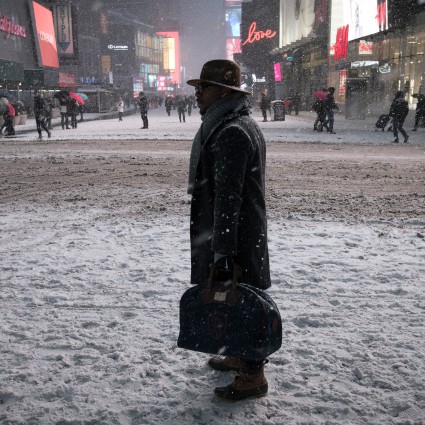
[1,87,424,141]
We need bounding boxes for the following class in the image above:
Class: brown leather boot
[208,356,242,372]
[214,368,268,401]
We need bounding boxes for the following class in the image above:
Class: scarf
[187,92,248,194]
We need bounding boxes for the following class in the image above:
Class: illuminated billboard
[274,63,281,82]
[344,0,388,41]
[225,7,241,37]
[279,0,315,47]
[156,31,180,84]
[330,0,388,51]
[279,0,329,48]
[30,1,59,68]
[226,38,241,60]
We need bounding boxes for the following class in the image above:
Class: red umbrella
[313,91,328,101]
[69,92,85,104]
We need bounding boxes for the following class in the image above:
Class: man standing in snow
[137,92,149,129]
[186,59,271,401]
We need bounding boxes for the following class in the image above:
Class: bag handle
[201,260,242,306]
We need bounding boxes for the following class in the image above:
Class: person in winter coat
[43,95,54,130]
[59,96,70,129]
[293,93,301,115]
[117,97,124,121]
[412,93,425,131]
[33,90,51,140]
[312,98,329,132]
[325,87,339,134]
[389,91,409,143]
[177,96,187,122]
[165,95,173,116]
[186,95,193,116]
[67,97,79,129]
[259,92,269,122]
[0,101,15,136]
[138,92,149,129]
[186,59,271,401]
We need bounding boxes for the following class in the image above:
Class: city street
[1,109,425,424]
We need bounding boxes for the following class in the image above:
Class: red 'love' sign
[242,21,277,46]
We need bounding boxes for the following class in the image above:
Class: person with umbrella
[33,90,51,140]
[0,98,16,136]
[76,93,88,121]
[55,91,70,130]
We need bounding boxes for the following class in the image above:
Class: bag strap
[201,261,242,306]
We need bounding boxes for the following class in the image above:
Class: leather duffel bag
[177,273,282,360]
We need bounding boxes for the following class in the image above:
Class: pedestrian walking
[79,103,84,122]
[312,98,329,132]
[68,97,79,129]
[177,96,186,122]
[325,87,339,134]
[0,101,15,136]
[283,97,292,115]
[165,95,173,116]
[259,92,269,122]
[412,93,425,131]
[138,92,149,129]
[293,93,301,115]
[59,96,70,129]
[33,90,51,140]
[186,59,271,401]
[117,97,124,121]
[46,95,54,130]
[389,90,409,143]
[187,95,193,116]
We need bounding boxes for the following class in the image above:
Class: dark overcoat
[190,107,271,290]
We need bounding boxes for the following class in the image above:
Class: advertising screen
[30,1,59,68]
[225,7,241,38]
[280,0,315,46]
[226,38,241,60]
[0,0,37,68]
[156,31,180,84]
[133,77,143,98]
[344,0,388,41]
[274,63,282,82]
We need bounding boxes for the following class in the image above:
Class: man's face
[195,83,227,115]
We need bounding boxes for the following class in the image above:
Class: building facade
[1,0,178,113]
[269,0,425,116]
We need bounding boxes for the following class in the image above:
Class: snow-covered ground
[1,109,424,424]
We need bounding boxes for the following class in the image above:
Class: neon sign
[242,21,276,45]
[0,12,27,38]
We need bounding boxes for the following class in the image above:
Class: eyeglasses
[195,83,215,94]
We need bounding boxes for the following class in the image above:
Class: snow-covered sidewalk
[1,210,424,424]
[1,109,424,424]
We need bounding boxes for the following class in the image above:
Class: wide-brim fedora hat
[187,59,251,95]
